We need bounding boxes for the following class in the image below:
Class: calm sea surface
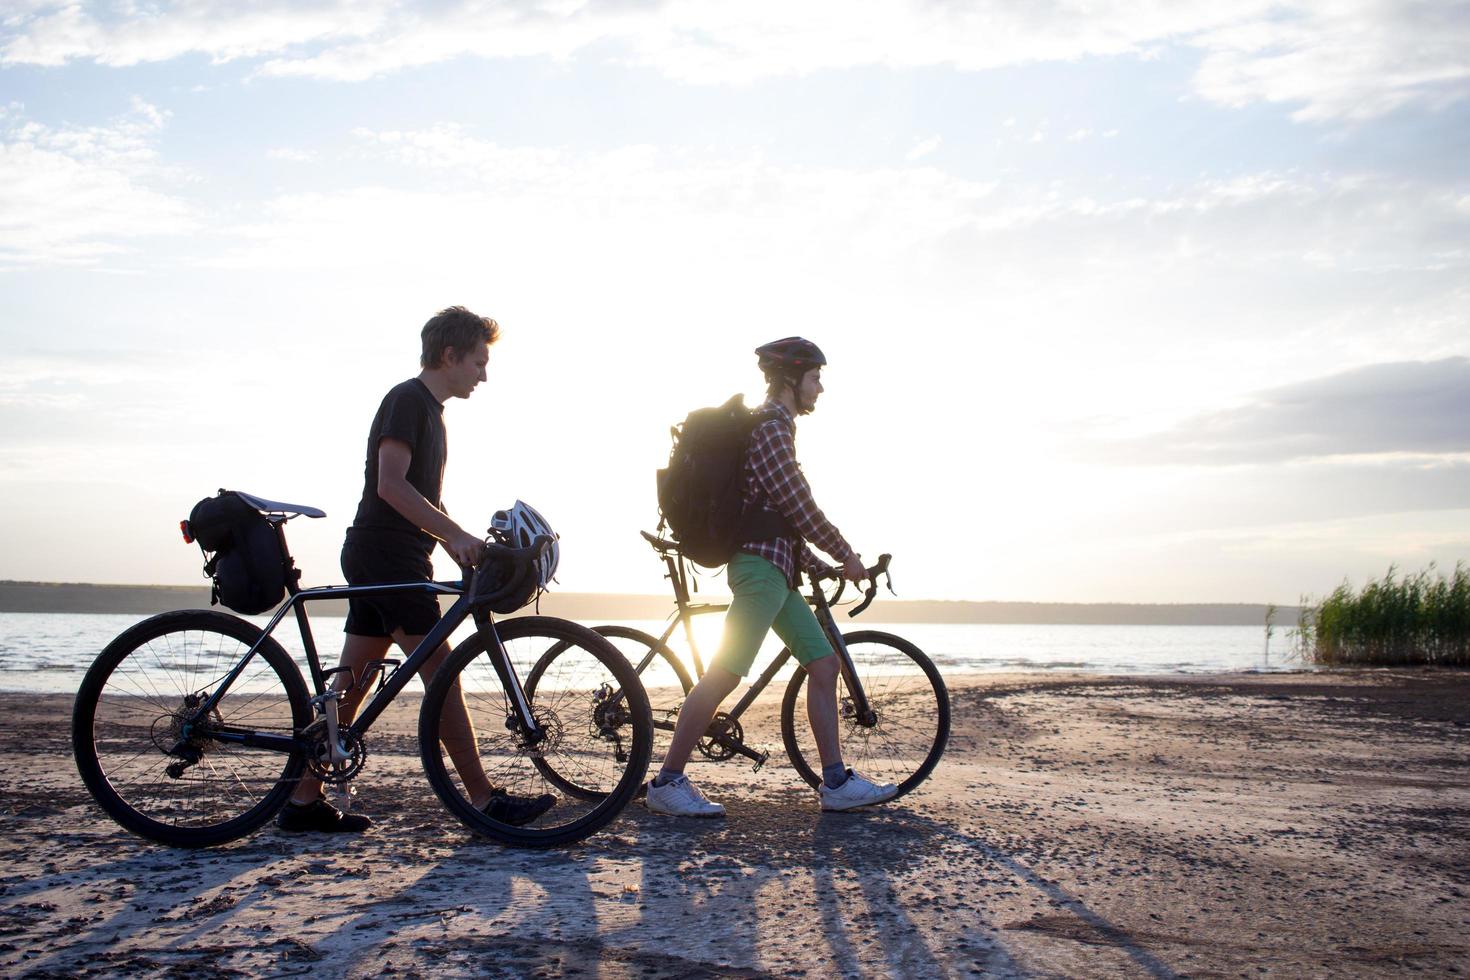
[0,611,1306,694]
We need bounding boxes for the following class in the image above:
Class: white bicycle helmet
[489,500,560,586]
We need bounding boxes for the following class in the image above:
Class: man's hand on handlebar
[445,528,487,568]
[807,553,893,615]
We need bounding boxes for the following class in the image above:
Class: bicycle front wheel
[780,630,950,799]
[72,610,311,847]
[419,616,652,847]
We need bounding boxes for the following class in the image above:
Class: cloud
[905,136,941,162]
[199,126,1002,271]
[0,1,386,68]
[4,2,1467,121]
[1101,358,1470,464]
[265,147,317,162]
[271,128,1470,273]
[84,128,1463,380]
[0,100,194,267]
[6,107,1465,401]
[965,171,1470,282]
[0,349,209,476]
[1192,0,1470,123]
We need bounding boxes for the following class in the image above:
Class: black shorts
[341,536,441,638]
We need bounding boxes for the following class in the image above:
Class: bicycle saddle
[640,530,682,554]
[235,491,326,519]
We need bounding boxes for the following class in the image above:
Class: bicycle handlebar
[479,533,554,568]
[461,533,555,596]
[809,553,895,617]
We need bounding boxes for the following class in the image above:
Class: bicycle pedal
[752,749,769,773]
[325,783,357,813]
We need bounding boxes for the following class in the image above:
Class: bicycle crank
[696,712,742,761]
[302,718,368,783]
[696,714,770,770]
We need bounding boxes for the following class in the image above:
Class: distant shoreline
[0,580,1293,625]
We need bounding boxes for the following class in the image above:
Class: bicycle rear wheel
[780,630,949,800]
[419,616,652,847]
[590,625,692,766]
[73,610,311,847]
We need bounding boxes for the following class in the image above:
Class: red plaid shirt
[738,399,857,587]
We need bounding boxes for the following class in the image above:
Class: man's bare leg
[803,653,843,771]
[655,664,742,775]
[804,650,897,809]
[403,634,494,807]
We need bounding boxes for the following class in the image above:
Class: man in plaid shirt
[740,396,856,589]
[646,337,900,817]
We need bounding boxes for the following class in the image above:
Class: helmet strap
[769,375,804,416]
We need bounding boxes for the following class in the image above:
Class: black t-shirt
[349,378,446,555]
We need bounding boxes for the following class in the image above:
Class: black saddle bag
[186,490,288,615]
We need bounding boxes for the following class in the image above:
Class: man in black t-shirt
[278,305,555,833]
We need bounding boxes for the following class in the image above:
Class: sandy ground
[2,670,1467,978]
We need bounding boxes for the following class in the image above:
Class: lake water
[0,611,1307,694]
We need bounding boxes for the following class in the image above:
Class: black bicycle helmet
[755,337,827,382]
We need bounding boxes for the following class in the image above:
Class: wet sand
[2,670,1467,978]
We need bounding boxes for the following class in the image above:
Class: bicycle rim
[419,616,652,847]
[72,610,310,847]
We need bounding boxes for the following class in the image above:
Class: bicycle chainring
[696,712,743,761]
[302,718,368,783]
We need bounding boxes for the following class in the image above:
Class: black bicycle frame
[188,529,542,754]
[642,546,877,727]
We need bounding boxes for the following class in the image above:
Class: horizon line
[0,579,1298,610]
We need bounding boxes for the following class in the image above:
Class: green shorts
[713,552,833,677]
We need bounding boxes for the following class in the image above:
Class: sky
[1,0,1468,604]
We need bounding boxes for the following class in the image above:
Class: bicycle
[71,492,653,849]
[538,530,949,800]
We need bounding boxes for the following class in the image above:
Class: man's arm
[798,541,837,580]
[750,423,864,582]
[377,438,484,567]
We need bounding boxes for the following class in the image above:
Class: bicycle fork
[829,629,878,727]
[473,613,550,752]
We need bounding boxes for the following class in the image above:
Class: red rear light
[180,520,194,544]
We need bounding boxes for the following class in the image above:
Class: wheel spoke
[782,631,949,797]
[419,617,652,845]
[75,611,309,846]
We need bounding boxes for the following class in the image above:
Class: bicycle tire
[72,610,311,848]
[419,616,652,847]
[779,630,950,800]
[591,625,693,766]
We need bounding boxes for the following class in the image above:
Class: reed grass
[1298,563,1470,667]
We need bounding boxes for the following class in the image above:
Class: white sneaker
[819,769,899,811]
[645,774,725,818]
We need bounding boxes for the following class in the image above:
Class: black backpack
[185,490,288,615]
[655,394,791,568]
